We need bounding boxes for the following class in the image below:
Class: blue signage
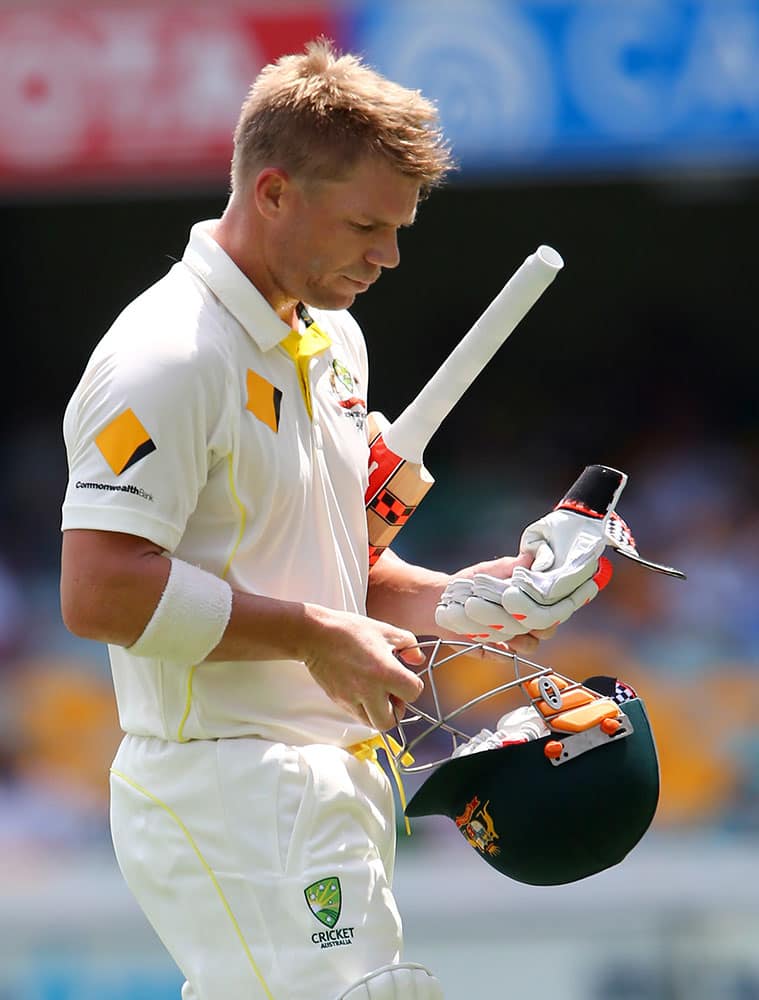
[348,0,759,175]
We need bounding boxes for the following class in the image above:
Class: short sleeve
[62,317,229,553]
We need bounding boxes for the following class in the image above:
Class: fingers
[361,697,395,733]
[362,690,409,733]
[451,551,532,579]
[437,568,604,642]
[530,623,559,641]
[390,693,409,720]
[435,598,483,636]
[342,628,420,729]
[396,642,425,668]
[435,579,473,634]
[352,702,373,729]
[359,629,432,730]
[530,540,556,573]
[391,671,423,705]
[436,576,527,641]
[464,573,531,636]
[503,632,540,656]
[511,550,534,572]
[500,576,600,628]
[389,641,424,703]
[510,532,606,604]
[463,595,531,636]
[304,612,425,732]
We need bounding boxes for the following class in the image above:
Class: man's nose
[365,231,400,270]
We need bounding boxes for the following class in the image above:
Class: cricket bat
[366,245,564,565]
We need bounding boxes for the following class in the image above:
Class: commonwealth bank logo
[304,877,341,928]
[95,408,156,475]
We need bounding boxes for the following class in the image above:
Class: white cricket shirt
[62,221,377,746]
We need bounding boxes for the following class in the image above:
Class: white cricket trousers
[110,734,403,1000]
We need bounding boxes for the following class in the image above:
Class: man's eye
[351,222,375,232]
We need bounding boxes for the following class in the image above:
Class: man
[60,40,606,1000]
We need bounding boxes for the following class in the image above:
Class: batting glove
[436,465,626,639]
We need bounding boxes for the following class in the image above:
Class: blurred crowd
[0,420,757,859]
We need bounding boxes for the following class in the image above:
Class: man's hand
[435,466,627,644]
[433,553,557,655]
[301,606,424,732]
[438,555,612,641]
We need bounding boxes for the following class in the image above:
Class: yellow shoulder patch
[95,408,156,475]
[246,369,282,433]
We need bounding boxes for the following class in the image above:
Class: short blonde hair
[231,38,453,194]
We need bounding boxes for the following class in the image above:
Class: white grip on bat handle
[384,245,564,464]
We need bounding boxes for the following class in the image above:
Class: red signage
[0,7,343,192]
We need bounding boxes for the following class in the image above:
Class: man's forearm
[62,532,333,665]
[366,548,450,637]
[366,548,536,641]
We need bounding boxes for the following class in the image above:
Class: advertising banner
[354,0,759,176]
[2,2,759,192]
[0,6,343,191]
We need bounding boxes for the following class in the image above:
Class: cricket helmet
[390,639,659,886]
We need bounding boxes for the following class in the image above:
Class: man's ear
[253,167,291,221]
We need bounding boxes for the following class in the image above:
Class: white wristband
[128,557,233,663]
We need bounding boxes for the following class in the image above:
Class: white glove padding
[436,464,625,639]
[434,555,613,640]
[435,577,529,640]
[464,561,612,633]
[514,463,627,605]
[510,508,609,605]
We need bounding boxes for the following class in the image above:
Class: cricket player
[60,40,611,1000]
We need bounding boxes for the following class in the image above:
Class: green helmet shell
[405,697,659,886]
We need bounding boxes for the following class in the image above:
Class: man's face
[267,156,421,311]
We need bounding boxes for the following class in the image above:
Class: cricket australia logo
[305,877,356,949]
[305,877,342,927]
[455,796,501,857]
[331,359,354,396]
[329,359,367,431]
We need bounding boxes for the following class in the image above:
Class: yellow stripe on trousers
[110,767,275,1000]
[347,734,415,836]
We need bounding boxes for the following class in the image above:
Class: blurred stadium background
[1,1,759,997]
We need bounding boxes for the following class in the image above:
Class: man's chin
[304,288,357,311]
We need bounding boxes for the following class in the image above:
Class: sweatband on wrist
[128,557,233,663]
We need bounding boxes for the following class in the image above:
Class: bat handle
[385,245,563,463]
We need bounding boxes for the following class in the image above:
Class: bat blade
[366,412,434,566]
[366,246,564,565]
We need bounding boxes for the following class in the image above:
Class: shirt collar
[181,219,293,352]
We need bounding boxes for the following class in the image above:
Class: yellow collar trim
[279,306,331,419]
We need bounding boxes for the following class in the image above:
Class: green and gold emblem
[304,877,342,928]
[332,359,354,393]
